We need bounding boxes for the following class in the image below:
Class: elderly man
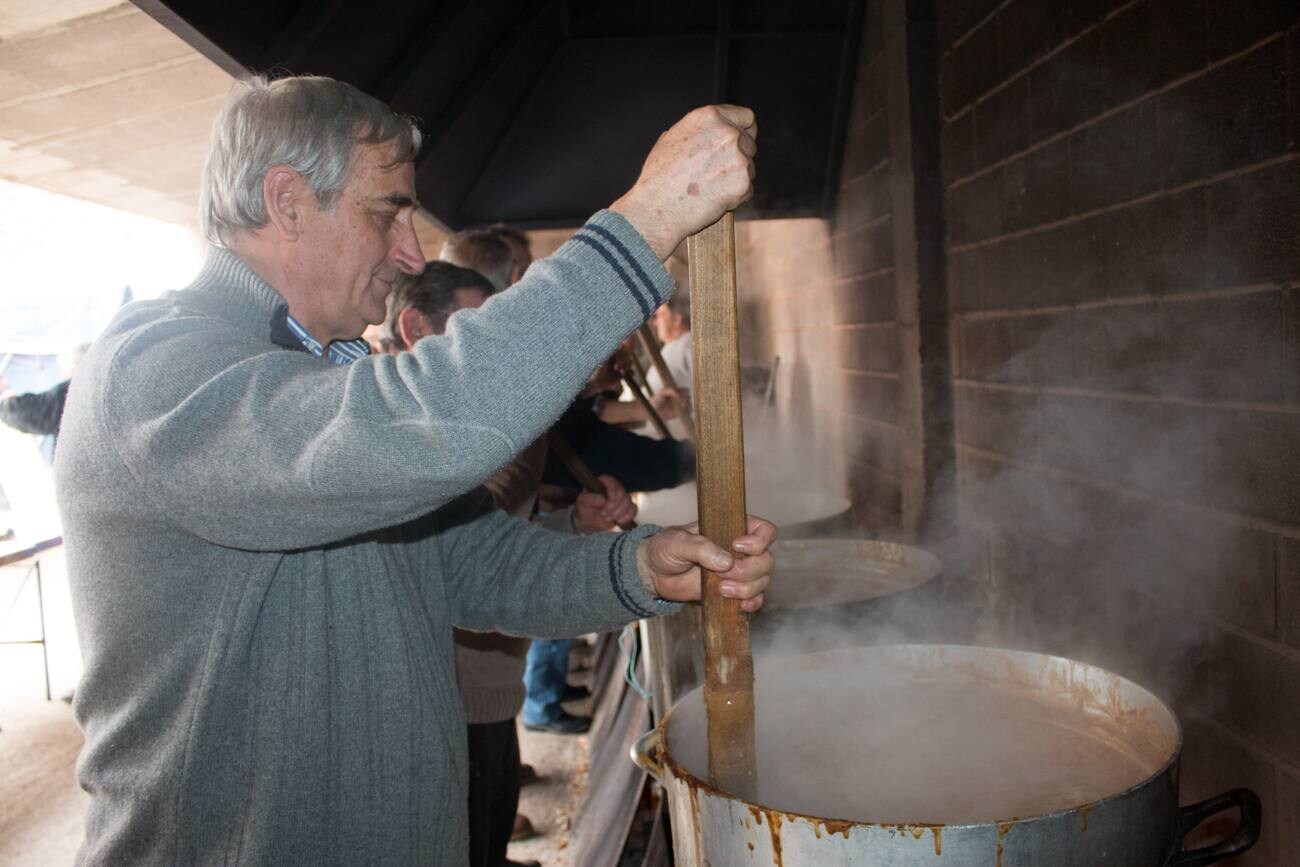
[56,74,767,866]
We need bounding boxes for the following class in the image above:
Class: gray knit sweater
[55,210,677,866]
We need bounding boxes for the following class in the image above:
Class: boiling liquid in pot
[669,659,1172,824]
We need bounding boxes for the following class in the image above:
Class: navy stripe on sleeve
[607,532,653,618]
[570,234,651,320]
[582,223,664,308]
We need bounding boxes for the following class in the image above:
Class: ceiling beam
[821,0,866,216]
[372,0,475,104]
[713,0,733,102]
[259,0,348,73]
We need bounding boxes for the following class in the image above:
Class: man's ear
[396,306,431,348]
[263,165,306,241]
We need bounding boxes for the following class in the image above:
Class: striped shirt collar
[283,312,371,366]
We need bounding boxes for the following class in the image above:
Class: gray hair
[200,74,422,245]
[439,229,514,292]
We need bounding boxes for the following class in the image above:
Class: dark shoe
[523,712,592,735]
[518,762,539,786]
[510,812,536,842]
[561,684,590,702]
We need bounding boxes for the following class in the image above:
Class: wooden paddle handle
[687,212,756,795]
[637,324,697,441]
[546,433,636,532]
[620,372,674,440]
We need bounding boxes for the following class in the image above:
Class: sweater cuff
[565,210,677,322]
[607,524,681,619]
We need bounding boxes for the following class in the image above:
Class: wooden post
[637,324,697,441]
[687,212,756,795]
[547,433,636,532]
[620,372,674,441]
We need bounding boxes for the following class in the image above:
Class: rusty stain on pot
[1079,803,1093,832]
[766,810,783,866]
[996,819,1018,867]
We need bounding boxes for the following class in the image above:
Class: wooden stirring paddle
[637,324,697,441]
[687,212,757,796]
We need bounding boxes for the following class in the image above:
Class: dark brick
[948,247,981,312]
[1037,393,1206,498]
[953,383,1039,457]
[941,18,1000,117]
[937,0,1000,51]
[1210,630,1300,766]
[1180,716,1280,867]
[1073,302,1162,393]
[1060,0,1115,39]
[1104,187,1210,298]
[950,168,1005,244]
[847,461,903,533]
[1020,215,1108,306]
[960,451,1079,544]
[833,216,894,278]
[1282,536,1300,650]
[1101,0,1207,108]
[844,416,903,477]
[1161,291,1285,403]
[1017,137,1074,226]
[1280,767,1300,867]
[1290,24,1300,149]
[1205,407,1300,525]
[840,110,890,182]
[839,322,899,373]
[1028,30,1108,141]
[850,54,886,128]
[1007,311,1076,386]
[861,0,885,61]
[959,315,1015,381]
[840,369,900,423]
[831,272,896,325]
[997,157,1033,235]
[1069,99,1162,213]
[1205,159,1300,289]
[942,109,976,185]
[836,163,891,230]
[952,238,1012,312]
[1159,40,1288,189]
[974,76,1032,168]
[1286,289,1300,404]
[1206,0,1298,60]
[997,0,1063,78]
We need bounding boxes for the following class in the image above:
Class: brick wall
[941,1,1300,863]
[736,0,944,539]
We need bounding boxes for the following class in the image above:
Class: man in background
[382,260,636,867]
[440,229,516,292]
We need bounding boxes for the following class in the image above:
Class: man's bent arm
[81,211,673,551]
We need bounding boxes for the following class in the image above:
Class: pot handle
[630,727,665,782]
[1165,788,1262,866]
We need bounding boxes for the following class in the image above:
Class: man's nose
[391,222,425,275]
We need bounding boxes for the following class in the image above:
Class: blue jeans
[522,638,572,725]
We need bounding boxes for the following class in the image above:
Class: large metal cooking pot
[635,480,852,538]
[632,644,1260,866]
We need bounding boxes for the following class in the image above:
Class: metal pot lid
[762,538,941,611]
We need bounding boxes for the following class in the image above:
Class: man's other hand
[636,516,776,612]
[611,105,757,260]
[650,386,689,421]
[574,474,637,533]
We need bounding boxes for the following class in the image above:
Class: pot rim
[658,642,1186,832]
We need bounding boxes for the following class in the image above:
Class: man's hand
[574,474,637,533]
[611,105,757,260]
[636,516,776,612]
[650,386,689,421]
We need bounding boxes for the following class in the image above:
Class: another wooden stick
[687,212,756,796]
[547,433,636,532]
[620,372,674,441]
[637,323,697,441]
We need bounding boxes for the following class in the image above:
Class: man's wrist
[609,194,677,262]
[634,539,660,598]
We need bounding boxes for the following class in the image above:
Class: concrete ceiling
[0,1,449,251]
[0,2,231,228]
